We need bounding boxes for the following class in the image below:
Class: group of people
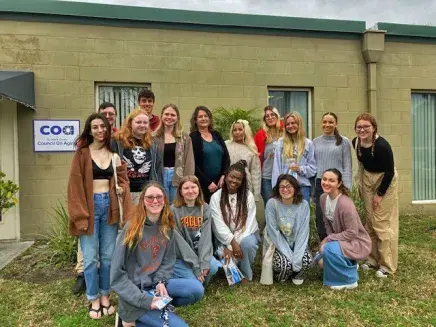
[67,89,399,326]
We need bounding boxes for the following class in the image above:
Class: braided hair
[354,113,377,157]
[220,160,249,231]
[322,112,343,146]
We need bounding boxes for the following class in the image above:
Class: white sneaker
[375,268,389,278]
[361,262,377,271]
[292,277,304,285]
[330,282,358,290]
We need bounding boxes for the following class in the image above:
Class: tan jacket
[67,148,132,236]
[154,132,195,187]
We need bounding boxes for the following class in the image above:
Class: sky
[62,0,434,28]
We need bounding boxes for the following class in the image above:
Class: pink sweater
[320,193,371,260]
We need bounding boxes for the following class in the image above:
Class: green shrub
[40,200,77,264]
[0,171,19,217]
[350,184,366,224]
[212,107,262,140]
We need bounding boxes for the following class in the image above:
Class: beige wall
[0,19,433,237]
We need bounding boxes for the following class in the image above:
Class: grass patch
[0,214,435,327]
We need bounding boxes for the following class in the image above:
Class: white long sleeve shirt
[210,189,259,246]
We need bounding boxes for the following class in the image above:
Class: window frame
[94,82,151,128]
[411,90,436,204]
[267,87,312,139]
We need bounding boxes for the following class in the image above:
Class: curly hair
[190,106,214,132]
[271,174,303,204]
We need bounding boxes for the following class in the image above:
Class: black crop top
[164,142,176,168]
[92,160,114,180]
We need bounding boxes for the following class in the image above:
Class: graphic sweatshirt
[171,204,213,274]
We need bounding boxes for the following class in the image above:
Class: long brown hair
[173,175,205,207]
[154,103,182,138]
[322,112,343,146]
[75,113,112,150]
[123,182,175,248]
[354,113,377,157]
[190,105,214,132]
[114,109,152,150]
[283,111,306,159]
[272,174,303,204]
[323,168,350,196]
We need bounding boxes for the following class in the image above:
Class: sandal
[101,304,116,316]
[88,303,102,320]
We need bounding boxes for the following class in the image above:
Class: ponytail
[333,127,343,146]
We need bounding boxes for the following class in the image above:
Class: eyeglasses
[265,114,277,119]
[279,184,293,191]
[355,125,372,131]
[144,195,165,203]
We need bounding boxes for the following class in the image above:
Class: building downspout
[362,29,386,117]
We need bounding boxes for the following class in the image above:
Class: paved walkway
[0,241,34,271]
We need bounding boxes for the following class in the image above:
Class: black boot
[71,272,86,295]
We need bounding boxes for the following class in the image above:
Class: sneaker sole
[330,282,358,290]
[292,279,304,285]
[375,272,389,278]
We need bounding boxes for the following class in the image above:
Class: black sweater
[352,136,395,196]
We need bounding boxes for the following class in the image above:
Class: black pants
[315,179,327,242]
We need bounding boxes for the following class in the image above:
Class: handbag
[112,154,124,225]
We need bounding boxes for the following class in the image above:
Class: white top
[210,189,259,246]
[325,194,341,222]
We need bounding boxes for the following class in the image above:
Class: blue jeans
[136,311,188,327]
[164,167,177,203]
[314,179,327,241]
[261,178,273,207]
[301,186,311,203]
[172,257,222,287]
[79,192,118,301]
[166,278,204,307]
[238,233,260,281]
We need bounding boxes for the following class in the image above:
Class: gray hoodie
[110,219,176,323]
[171,204,213,275]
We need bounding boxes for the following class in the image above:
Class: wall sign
[33,120,80,152]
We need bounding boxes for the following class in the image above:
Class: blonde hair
[114,109,152,149]
[173,175,205,207]
[124,182,175,248]
[283,111,306,159]
[228,119,258,155]
[154,104,182,138]
[262,106,282,143]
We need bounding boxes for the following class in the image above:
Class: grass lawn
[1,214,435,327]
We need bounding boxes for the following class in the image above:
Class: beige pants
[359,169,399,274]
[75,240,84,274]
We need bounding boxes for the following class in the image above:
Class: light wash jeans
[164,167,177,203]
[136,310,188,327]
[79,192,118,301]
[261,178,273,207]
[172,257,222,287]
[166,278,204,307]
[301,185,311,203]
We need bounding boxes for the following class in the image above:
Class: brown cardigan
[321,193,371,260]
[67,148,132,236]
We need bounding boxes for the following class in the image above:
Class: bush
[0,171,19,217]
[212,107,262,140]
[40,200,77,264]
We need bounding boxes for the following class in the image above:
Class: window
[268,88,311,137]
[96,83,151,128]
[411,93,436,202]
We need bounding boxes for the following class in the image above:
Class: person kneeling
[111,182,202,327]
[261,174,312,285]
[171,176,222,287]
[210,160,260,282]
[318,169,371,290]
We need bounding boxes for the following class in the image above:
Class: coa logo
[40,125,74,135]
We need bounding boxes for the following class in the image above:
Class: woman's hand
[319,239,327,253]
[155,282,168,297]
[208,182,218,193]
[373,194,383,210]
[151,296,163,310]
[202,269,210,278]
[223,247,233,264]
[289,163,300,172]
[231,239,243,260]
[116,186,123,196]
[218,175,225,188]
[197,274,205,283]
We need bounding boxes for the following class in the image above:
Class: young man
[71,102,119,295]
[137,88,160,131]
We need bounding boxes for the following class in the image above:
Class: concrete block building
[0,0,435,240]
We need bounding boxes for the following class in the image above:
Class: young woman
[254,106,284,206]
[262,174,312,285]
[171,175,222,286]
[190,106,230,203]
[68,113,132,320]
[313,112,352,241]
[154,104,195,203]
[111,182,203,327]
[225,119,261,201]
[318,169,371,290]
[272,111,316,202]
[112,109,163,204]
[210,160,259,281]
[352,113,399,278]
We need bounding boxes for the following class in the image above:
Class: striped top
[313,135,353,189]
